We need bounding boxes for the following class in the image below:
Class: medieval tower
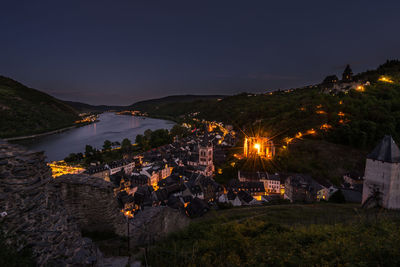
[342,64,353,82]
[362,135,400,209]
[198,131,214,176]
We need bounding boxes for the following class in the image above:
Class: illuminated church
[244,137,275,158]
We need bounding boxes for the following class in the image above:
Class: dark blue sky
[1,1,400,105]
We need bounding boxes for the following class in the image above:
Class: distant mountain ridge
[130,94,226,108]
[64,95,227,114]
[63,100,126,113]
[0,75,80,138]
[129,95,227,120]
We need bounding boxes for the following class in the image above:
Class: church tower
[342,64,353,82]
[198,130,214,176]
[362,135,400,209]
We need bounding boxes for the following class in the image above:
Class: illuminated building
[342,64,353,82]
[187,131,215,177]
[238,171,281,194]
[140,163,172,188]
[84,159,135,181]
[244,137,275,158]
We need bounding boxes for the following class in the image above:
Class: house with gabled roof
[185,197,209,217]
[237,190,258,205]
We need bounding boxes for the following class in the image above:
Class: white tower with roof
[362,135,400,209]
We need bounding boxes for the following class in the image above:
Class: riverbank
[4,121,96,141]
[119,113,181,123]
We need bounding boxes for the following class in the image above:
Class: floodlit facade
[244,137,275,158]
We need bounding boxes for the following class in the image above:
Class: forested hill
[0,76,79,138]
[132,60,400,151]
[129,95,226,119]
[63,100,125,113]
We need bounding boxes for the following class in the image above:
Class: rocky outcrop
[0,141,99,266]
[54,174,126,236]
[129,206,190,246]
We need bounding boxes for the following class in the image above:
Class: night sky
[1,1,400,105]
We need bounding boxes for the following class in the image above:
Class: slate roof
[84,159,133,174]
[130,174,149,186]
[367,135,400,163]
[84,165,108,174]
[227,189,237,200]
[154,188,169,201]
[167,195,183,209]
[237,190,254,203]
[187,184,203,195]
[286,174,324,195]
[228,179,266,193]
[108,159,134,169]
[185,197,209,217]
[157,174,181,187]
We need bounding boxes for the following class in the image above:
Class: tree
[85,145,95,157]
[150,129,171,148]
[144,129,152,139]
[170,124,189,138]
[135,134,144,145]
[64,153,78,164]
[121,138,132,153]
[103,140,112,151]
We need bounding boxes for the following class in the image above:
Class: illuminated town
[2,1,400,265]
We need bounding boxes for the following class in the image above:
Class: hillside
[63,100,125,113]
[133,60,400,184]
[129,95,226,120]
[0,76,80,138]
[133,61,400,143]
[131,61,400,149]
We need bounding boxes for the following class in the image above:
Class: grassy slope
[146,203,400,266]
[0,76,79,138]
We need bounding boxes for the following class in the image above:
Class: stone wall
[0,140,190,265]
[0,140,99,265]
[53,174,126,236]
[129,206,190,246]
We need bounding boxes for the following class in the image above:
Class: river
[15,112,175,162]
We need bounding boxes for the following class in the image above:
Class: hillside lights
[356,85,365,92]
[378,76,394,83]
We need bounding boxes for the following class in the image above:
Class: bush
[329,190,346,203]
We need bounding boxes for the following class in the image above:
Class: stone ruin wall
[53,174,126,236]
[0,141,125,265]
[0,140,192,265]
[0,140,99,265]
